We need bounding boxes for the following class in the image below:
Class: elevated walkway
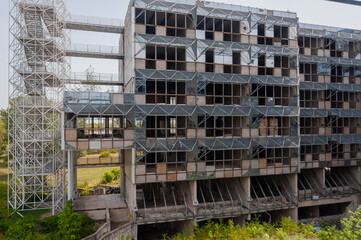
[68,72,123,86]
[66,43,123,59]
[66,15,124,34]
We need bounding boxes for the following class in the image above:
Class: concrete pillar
[233,215,248,226]
[120,149,126,195]
[133,223,138,240]
[124,148,136,220]
[313,168,325,186]
[125,176,136,221]
[67,150,76,200]
[350,166,361,186]
[188,180,198,205]
[240,177,251,198]
[173,219,196,236]
[272,208,298,223]
[286,173,298,198]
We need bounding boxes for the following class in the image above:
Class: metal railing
[69,15,124,27]
[68,43,120,55]
[77,156,120,166]
[98,223,133,240]
[70,72,120,83]
[82,223,110,240]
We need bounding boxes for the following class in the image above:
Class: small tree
[73,65,100,92]
[0,108,10,156]
[341,207,361,239]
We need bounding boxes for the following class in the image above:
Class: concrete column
[67,151,77,200]
[233,215,248,226]
[188,180,198,205]
[173,219,196,236]
[313,168,325,186]
[67,151,73,200]
[240,176,251,198]
[350,166,361,186]
[286,173,298,197]
[120,149,126,195]
[272,208,298,223]
[125,176,136,221]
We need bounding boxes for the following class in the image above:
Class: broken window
[223,20,231,32]
[258,24,265,36]
[215,19,222,31]
[135,8,145,24]
[186,14,194,29]
[197,16,204,30]
[167,13,175,27]
[206,17,214,31]
[156,12,165,26]
[146,80,186,104]
[177,14,185,28]
[146,45,156,59]
[146,10,155,25]
[157,46,166,60]
[232,21,240,34]
[274,25,281,38]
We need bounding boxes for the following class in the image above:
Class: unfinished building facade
[9,0,361,238]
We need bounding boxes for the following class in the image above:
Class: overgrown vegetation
[78,149,117,158]
[0,182,96,240]
[77,182,94,196]
[165,210,361,240]
[0,108,9,156]
[101,168,120,184]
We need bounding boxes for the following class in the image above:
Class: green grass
[76,167,117,186]
[0,155,117,186]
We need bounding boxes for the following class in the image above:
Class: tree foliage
[166,210,361,240]
[0,108,9,155]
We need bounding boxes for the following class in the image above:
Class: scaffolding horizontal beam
[300,81,361,92]
[135,69,299,86]
[136,34,299,57]
[64,99,299,117]
[299,54,361,66]
[134,136,299,153]
[299,23,361,41]
[301,108,361,118]
[301,134,361,145]
[135,0,297,25]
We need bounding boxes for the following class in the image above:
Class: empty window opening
[156,12,165,26]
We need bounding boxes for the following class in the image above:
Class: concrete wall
[123,0,135,91]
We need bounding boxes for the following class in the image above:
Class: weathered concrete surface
[73,194,127,211]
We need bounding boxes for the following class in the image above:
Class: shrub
[341,207,361,240]
[99,150,111,158]
[40,215,59,233]
[111,168,120,177]
[101,171,115,184]
[6,216,39,240]
[77,182,93,196]
[56,201,96,240]
[77,151,87,158]
[100,168,120,184]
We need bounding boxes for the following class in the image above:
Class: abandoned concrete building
[8,0,361,238]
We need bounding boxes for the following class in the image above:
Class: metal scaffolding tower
[8,0,70,214]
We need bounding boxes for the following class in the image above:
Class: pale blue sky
[0,0,360,109]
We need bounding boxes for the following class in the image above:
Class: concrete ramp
[73,194,129,222]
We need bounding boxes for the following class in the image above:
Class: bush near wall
[0,185,97,240]
[166,210,361,240]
